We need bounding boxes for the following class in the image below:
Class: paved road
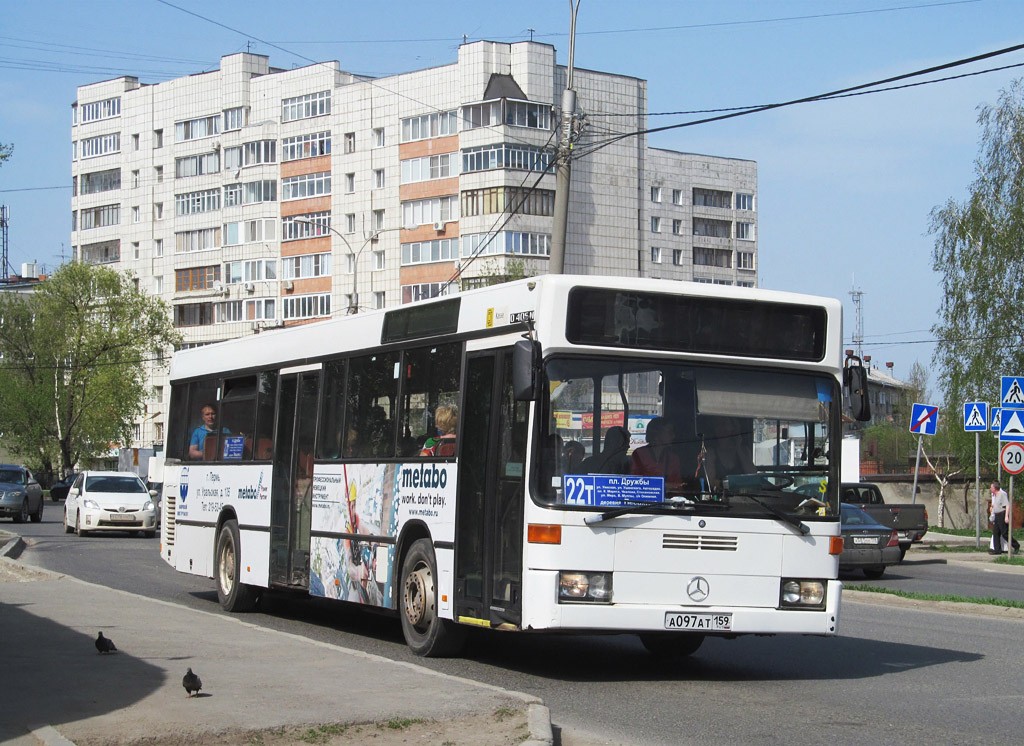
[8,515,1024,745]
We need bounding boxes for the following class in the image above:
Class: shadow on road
[0,601,165,742]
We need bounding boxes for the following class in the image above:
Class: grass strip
[849,585,1024,609]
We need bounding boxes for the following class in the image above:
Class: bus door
[455,350,528,628]
[269,369,320,589]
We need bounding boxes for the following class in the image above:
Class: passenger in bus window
[419,404,457,457]
[630,417,683,485]
[188,403,230,460]
[564,440,585,474]
[580,426,630,475]
[699,416,757,487]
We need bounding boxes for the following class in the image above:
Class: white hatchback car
[63,471,158,538]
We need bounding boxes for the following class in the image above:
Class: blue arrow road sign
[964,401,988,432]
[992,407,1002,432]
[910,403,939,435]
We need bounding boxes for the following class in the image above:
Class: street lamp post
[292,216,371,314]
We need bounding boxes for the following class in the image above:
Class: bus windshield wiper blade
[728,491,809,535]
[584,499,727,525]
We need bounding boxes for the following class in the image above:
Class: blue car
[0,465,44,523]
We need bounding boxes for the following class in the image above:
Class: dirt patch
[73,708,532,746]
[0,556,53,583]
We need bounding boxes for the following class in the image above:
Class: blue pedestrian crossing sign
[964,402,988,432]
[910,403,939,435]
[992,407,1002,432]
[1001,377,1024,406]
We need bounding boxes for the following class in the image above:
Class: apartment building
[70,41,758,450]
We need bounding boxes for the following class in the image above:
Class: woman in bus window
[420,404,457,457]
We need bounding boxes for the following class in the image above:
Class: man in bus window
[188,403,229,460]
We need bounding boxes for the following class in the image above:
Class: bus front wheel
[216,519,259,612]
[399,538,464,657]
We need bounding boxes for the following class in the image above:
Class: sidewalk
[911,529,1024,565]
[0,532,552,746]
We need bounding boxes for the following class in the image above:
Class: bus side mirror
[512,339,542,401]
[845,358,871,422]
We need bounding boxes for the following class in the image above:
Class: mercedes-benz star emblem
[687,576,710,602]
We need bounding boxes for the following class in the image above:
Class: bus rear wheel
[399,538,464,657]
[216,519,259,612]
[639,632,705,658]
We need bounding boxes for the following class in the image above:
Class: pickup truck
[842,482,928,560]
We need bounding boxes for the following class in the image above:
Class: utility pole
[549,0,581,275]
[849,284,864,359]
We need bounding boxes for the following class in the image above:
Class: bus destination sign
[563,474,664,506]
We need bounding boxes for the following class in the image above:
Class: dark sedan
[49,473,78,502]
[840,503,901,579]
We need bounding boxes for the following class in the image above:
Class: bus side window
[317,360,346,459]
[347,352,400,458]
[399,343,462,459]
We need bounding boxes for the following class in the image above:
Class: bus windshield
[537,358,839,518]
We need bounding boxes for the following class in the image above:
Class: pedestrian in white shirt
[989,482,1020,555]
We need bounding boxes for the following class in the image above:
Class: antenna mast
[849,285,864,360]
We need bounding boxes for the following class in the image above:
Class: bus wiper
[584,499,728,525]
[727,491,809,536]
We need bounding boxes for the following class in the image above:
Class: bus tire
[399,538,464,657]
[216,519,258,612]
[639,632,705,658]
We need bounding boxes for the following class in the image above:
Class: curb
[524,703,554,746]
[0,531,25,559]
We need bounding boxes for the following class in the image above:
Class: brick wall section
[398,136,459,160]
[281,195,331,218]
[400,262,457,285]
[281,155,331,179]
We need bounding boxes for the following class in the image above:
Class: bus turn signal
[528,524,562,544]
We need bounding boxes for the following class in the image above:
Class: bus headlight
[780,579,825,609]
[559,572,613,603]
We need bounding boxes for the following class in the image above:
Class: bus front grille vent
[662,533,738,551]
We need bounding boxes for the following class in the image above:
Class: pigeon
[95,632,117,654]
[183,667,202,698]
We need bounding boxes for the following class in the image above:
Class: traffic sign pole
[1010,476,1015,558]
[911,435,923,505]
[976,431,981,548]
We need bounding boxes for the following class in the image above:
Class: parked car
[841,482,928,560]
[49,473,79,502]
[839,503,901,579]
[63,471,158,538]
[0,465,44,523]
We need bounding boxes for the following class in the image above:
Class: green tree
[0,262,180,479]
[930,78,1024,469]
[0,142,11,167]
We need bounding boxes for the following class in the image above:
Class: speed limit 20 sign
[1000,442,1024,475]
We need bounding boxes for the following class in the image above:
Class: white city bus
[160,275,870,656]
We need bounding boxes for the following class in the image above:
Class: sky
[1,0,1022,390]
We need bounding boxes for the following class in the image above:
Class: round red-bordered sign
[1000,442,1024,475]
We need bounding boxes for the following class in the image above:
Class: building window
[155,165,163,182]
[693,247,732,268]
[693,187,732,208]
[401,282,451,304]
[401,196,458,228]
[672,249,683,266]
[80,97,120,123]
[282,172,330,201]
[672,189,683,205]
[651,246,661,264]
[345,213,356,234]
[80,204,120,230]
[175,188,221,216]
[217,301,244,323]
[80,133,120,159]
[401,110,459,142]
[374,291,385,309]
[693,217,731,238]
[281,90,331,122]
[175,227,220,253]
[175,114,221,142]
[222,219,275,246]
[175,152,220,178]
[373,169,385,189]
[373,251,385,271]
[132,134,140,151]
[155,239,164,257]
[372,209,385,231]
[461,231,550,258]
[223,107,247,131]
[246,298,276,321]
[153,129,163,148]
[224,259,277,283]
[282,293,331,320]
[153,202,163,220]
[373,128,385,147]
[281,131,330,162]
[132,170,140,188]
[650,216,661,233]
[243,180,277,204]
[174,303,215,327]
[651,186,661,203]
[132,206,140,223]
[80,239,120,264]
[400,153,458,184]
[736,193,755,211]
[672,219,681,235]
[460,186,554,217]
[281,253,331,279]
[224,183,242,207]
[462,100,501,129]
[282,212,331,241]
[224,146,242,171]
[737,251,755,270]
[175,265,221,292]
[80,168,121,195]
[242,140,276,166]
[345,173,355,193]
[461,143,552,173]
[736,222,754,240]
[153,275,163,293]
[133,241,141,259]
[344,132,355,153]
[401,238,459,266]
[504,100,551,129]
